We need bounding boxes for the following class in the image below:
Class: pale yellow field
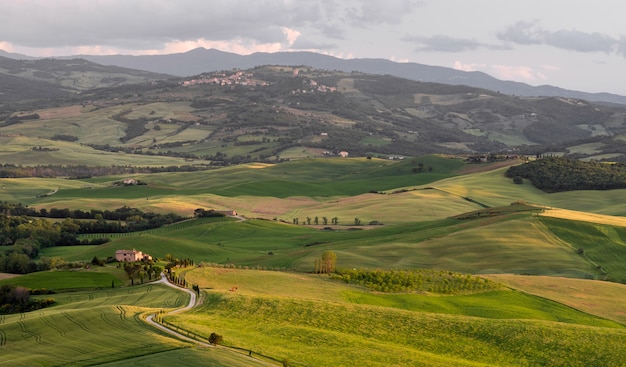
[540,208,626,227]
[484,274,626,325]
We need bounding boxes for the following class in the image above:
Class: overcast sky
[1,0,625,95]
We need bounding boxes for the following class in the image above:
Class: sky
[1,0,626,95]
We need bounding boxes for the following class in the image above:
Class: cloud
[490,65,547,82]
[454,60,548,83]
[453,61,486,72]
[0,0,342,54]
[618,36,626,58]
[498,21,617,53]
[406,35,489,52]
[497,20,544,45]
[291,38,337,50]
[346,0,423,26]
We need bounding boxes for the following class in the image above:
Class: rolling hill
[71,48,626,105]
[3,51,626,366]
[0,56,173,103]
[2,65,626,163]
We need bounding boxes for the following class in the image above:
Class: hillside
[0,56,173,103]
[73,48,626,105]
[4,52,626,367]
[2,66,626,163]
[2,155,626,366]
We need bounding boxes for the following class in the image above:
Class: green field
[4,156,626,366]
[166,267,626,367]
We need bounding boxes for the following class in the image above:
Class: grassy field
[5,156,626,365]
[0,135,203,167]
[485,274,626,326]
[38,207,619,280]
[4,156,626,223]
[167,267,626,367]
[0,283,190,367]
[0,267,125,290]
[0,280,270,367]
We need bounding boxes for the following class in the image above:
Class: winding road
[145,272,277,366]
[145,274,211,346]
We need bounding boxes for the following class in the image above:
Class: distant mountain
[0,56,173,103]
[0,49,36,60]
[68,48,626,105]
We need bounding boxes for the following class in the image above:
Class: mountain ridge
[68,47,626,105]
[1,47,625,105]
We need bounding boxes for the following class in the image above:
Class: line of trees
[0,203,187,234]
[293,216,338,225]
[0,163,212,179]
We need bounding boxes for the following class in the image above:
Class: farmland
[3,156,626,366]
[4,59,626,366]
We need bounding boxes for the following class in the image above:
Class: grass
[94,348,267,367]
[0,283,193,367]
[485,274,626,326]
[0,135,201,167]
[38,210,611,280]
[0,268,125,290]
[538,217,626,282]
[5,155,626,365]
[167,267,626,367]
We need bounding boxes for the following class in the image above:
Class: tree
[209,332,223,345]
[320,251,337,274]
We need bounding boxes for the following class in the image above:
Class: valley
[1,59,626,366]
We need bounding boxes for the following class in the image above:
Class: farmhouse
[115,249,152,262]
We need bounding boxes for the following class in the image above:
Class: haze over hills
[2,61,626,162]
[69,48,626,105]
[1,47,626,105]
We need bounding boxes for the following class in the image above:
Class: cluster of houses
[181,71,269,87]
[290,78,337,95]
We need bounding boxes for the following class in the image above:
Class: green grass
[539,217,626,282]
[343,290,621,327]
[0,135,202,167]
[167,268,626,367]
[0,267,126,290]
[0,283,193,367]
[94,348,268,367]
[39,211,610,281]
